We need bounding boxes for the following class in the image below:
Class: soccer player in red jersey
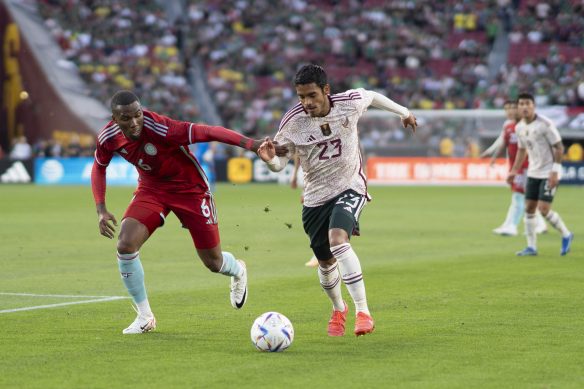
[91,90,285,334]
[481,100,547,236]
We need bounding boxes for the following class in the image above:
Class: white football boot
[230,260,248,309]
[493,225,518,236]
[123,314,156,334]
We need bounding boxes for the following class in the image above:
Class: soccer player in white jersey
[508,93,574,256]
[481,100,547,236]
[257,64,417,337]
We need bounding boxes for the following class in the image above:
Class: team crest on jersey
[144,143,157,156]
[320,123,331,136]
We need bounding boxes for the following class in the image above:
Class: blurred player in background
[91,90,286,334]
[481,100,547,236]
[258,64,417,337]
[290,153,319,268]
[508,93,574,256]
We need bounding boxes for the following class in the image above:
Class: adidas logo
[1,161,31,183]
[120,148,128,154]
[306,135,316,142]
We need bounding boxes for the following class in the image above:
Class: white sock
[219,251,244,278]
[535,210,547,231]
[136,300,153,318]
[525,213,537,249]
[545,210,571,237]
[317,262,345,312]
[331,243,370,315]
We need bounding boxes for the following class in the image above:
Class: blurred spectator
[10,136,32,160]
[566,142,583,161]
[38,0,200,122]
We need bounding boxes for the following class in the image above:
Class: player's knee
[329,235,349,247]
[538,205,550,217]
[328,228,349,247]
[117,239,139,255]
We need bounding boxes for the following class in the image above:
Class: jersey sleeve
[150,111,255,150]
[544,121,562,145]
[274,123,296,158]
[348,88,375,116]
[94,142,114,167]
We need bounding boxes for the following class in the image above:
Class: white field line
[0,293,129,314]
[0,292,126,298]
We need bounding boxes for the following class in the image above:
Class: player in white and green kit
[508,93,574,256]
[257,64,417,337]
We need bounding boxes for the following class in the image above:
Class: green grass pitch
[1,183,583,388]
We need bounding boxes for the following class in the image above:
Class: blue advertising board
[34,157,215,186]
[35,157,138,185]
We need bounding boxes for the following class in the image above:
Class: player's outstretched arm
[91,161,117,239]
[480,132,504,159]
[369,91,417,133]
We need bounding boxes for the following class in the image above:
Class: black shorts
[525,177,556,203]
[302,189,368,260]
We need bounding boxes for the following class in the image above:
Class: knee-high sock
[117,252,152,317]
[331,243,370,315]
[535,209,547,231]
[512,192,525,227]
[524,213,537,249]
[545,210,571,237]
[219,251,244,278]
[318,262,345,312]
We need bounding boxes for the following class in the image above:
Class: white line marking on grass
[0,292,126,298]
[0,293,129,314]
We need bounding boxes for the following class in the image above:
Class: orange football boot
[327,302,348,337]
[354,312,375,336]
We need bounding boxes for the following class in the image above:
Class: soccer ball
[250,312,294,352]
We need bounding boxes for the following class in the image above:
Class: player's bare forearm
[511,148,527,173]
[96,203,108,214]
[552,142,564,163]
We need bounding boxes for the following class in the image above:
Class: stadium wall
[1,157,583,186]
[0,1,109,152]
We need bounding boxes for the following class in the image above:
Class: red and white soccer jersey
[502,120,528,193]
[95,110,212,194]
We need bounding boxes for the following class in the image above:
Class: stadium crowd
[28,0,584,159]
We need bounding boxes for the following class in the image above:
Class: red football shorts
[123,187,220,249]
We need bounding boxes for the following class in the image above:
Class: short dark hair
[503,100,517,106]
[110,90,140,110]
[294,64,328,88]
[517,92,535,103]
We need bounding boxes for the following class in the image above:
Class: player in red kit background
[481,100,547,236]
[91,90,286,334]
